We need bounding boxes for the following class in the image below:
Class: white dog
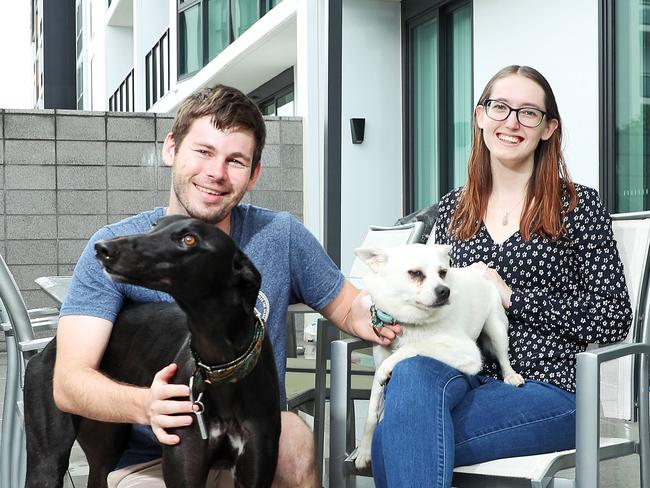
[354,243,525,469]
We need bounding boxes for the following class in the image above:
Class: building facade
[32,0,77,109]
[73,0,649,273]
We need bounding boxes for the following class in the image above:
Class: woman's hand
[469,262,513,310]
[348,290,401,346]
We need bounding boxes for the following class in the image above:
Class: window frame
[247,67,294,116]
[402,0,473,214]
[599,0,650,212]
[177,0,277,80]
[599,0,616,210]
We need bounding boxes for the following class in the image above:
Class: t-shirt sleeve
[287,217,345,311]
[59,226,126,323]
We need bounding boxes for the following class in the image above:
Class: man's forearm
[53,366,149,424]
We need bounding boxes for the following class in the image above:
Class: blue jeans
[370,356,576,488]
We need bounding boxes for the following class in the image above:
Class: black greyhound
[23,215,280,488]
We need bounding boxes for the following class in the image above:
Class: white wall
[105,26,134,96]
[0,0,33,108]
[296,0,324,240]
[473,0,600,191]
[339,0,402,274]
[134,0,169,111]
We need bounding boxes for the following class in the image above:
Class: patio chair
[285,221,424,486]
[329,210,650,488]
[0,255,59,488]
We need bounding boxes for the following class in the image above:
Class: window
[404,0,472,212]
[602,0,650,211]
[76,1,83,57]
[109,69,135,112]
[76,62,84,109]
[179,2,202,75]
[146,29,171,109]
[262,0,280,14]
[232,0,257,39]
[248,67,294,116]
[177,0,278,77]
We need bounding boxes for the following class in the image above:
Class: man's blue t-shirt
[60,204,345,466]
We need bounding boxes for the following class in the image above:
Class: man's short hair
[171,85,266,172]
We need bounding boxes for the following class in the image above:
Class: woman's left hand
[469,261,513,310]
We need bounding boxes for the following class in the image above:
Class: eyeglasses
[483,99,547,128]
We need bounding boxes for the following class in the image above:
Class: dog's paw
[504,372,525,387]
[376,364,393,386]
[355,444,372,470]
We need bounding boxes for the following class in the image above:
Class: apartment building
[71,0,648,273]
[32,0,76,109]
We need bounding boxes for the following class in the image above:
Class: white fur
[354,244,525,469]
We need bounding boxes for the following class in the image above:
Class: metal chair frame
[329,211,650,488]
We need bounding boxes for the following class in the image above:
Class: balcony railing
[145,29,171,110]
[108,69,135,112]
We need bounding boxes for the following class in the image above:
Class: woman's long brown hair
[449,65,577,241]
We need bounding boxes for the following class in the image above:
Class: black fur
[24,215,280,488]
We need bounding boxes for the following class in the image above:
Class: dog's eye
[439,268,448,279]
[408,269,424,280]
[181,234,198,247]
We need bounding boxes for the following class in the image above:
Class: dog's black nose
[95,240,118,262]
[435,285,450,301]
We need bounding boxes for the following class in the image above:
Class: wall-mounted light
[350,118,365,144]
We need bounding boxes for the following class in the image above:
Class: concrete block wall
[0,109,303,310]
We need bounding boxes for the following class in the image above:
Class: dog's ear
[433,244,452,267]
[354,247,388,272]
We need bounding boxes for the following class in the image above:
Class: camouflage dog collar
[191,315,265,387]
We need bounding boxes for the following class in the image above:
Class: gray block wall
[0,109,303,310]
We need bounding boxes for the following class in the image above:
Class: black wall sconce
[350,118,365,144]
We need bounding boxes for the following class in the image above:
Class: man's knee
[273,411,317,488]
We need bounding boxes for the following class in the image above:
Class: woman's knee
[384,356,470,414]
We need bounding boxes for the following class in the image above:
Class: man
[53,85,399,487]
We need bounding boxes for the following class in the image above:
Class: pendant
[502,212,508,226]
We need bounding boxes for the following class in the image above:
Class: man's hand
[469,261,513,309]
[146,363,197,445]
[348,290,401,346]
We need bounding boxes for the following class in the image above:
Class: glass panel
[276,91,294,116]
[413,17,439,210]
[261,100,275,116]
[262,0,280,15]
[232,0,258,39]
[208,0,229,60]
[179,4,202,75]
[615,0,649,211]
[450,4,472,188]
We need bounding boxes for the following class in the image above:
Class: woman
[370,65,632,487]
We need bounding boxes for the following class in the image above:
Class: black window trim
[402,0,473,215]
[177,0,278,81]
[599,0,616,211]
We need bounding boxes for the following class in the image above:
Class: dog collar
[190,315,265,391]
[370,304,397,330]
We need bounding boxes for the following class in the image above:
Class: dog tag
[194,400,208,440]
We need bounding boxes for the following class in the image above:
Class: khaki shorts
[107,459,233,488]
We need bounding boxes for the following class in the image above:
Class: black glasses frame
[483,99,547,128]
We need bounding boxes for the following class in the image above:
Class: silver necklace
[497,193,527,226]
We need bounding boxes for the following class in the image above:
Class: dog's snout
[95,240,118,262]
[435,285,450,301]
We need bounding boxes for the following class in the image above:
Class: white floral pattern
[435,184,633,392]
